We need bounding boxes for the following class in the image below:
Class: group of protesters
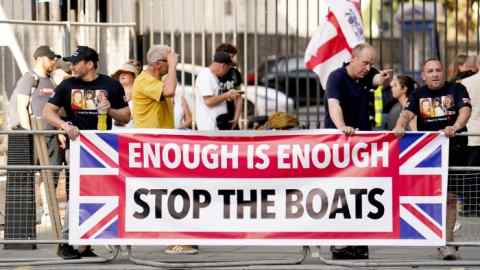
[6,42,245,258]
[5,41,480,261]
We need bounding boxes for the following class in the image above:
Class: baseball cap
[213,51,233,65]
[33,45,61,59]
[63,46,99,64]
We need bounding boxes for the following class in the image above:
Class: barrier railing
[0,129,120,267]
[0,129,480,268]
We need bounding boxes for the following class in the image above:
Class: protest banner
[69,130,448,246]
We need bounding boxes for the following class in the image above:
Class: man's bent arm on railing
[443,106,471,138]
[393,110,415,138]
[43,103,79,140]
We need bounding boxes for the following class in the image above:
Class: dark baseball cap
[33,45,61,59]
[213,51,233,65]
[63,46,99,64]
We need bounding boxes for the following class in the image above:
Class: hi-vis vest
[373,86,383,128]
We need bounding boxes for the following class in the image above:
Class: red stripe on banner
[80,175,124,196]
[305,11,351,70]
[121,231,396,239]
[81,209,118,239]
[402,204,442,239]
[80,134,117,168]
[398,133,438,165]
[398,175,442,196]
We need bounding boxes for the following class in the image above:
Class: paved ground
[1,245,480,269]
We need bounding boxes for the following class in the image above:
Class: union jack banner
[69,130,448,246]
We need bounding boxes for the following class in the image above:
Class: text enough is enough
[128,142,390,169]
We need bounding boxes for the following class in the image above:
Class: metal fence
[0,130,120,267]
[138,0,480,129]
[2,1,480,129]
[0,0,137,109]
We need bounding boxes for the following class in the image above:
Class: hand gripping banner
[69,130,448,246]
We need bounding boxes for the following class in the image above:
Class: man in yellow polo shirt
[133,45,177,128]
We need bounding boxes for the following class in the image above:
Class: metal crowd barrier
[0,129,120,267]
[0,130,480,268]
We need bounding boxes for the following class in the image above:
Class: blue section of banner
[416,146,441,168]
[399,133,424,154]
[79,203,104,225]
[417,203,442,226]
[400,218,425,239]
[80,146,105,168]
[95,220,118,239]
[97,133,118,150]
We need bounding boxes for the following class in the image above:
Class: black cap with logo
[33,45,61,60]
[63,46,99,64]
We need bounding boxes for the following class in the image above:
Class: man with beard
[394,59,472,260]
[8,45,60,130]
[43,46,130,259]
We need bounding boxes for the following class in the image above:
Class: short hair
[215,43,238,55]
[351,43,374,58]
[422,58,442,70]
[146,45,170,64]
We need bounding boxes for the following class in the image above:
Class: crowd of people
[5,42,480,260]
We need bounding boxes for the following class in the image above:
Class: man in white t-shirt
[461,56,480,147]
[195,52,241,130]
[459,55,480,217]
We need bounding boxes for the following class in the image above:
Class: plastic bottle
[97,111,107,130]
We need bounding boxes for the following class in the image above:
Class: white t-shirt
[174,87,184,129]
[461,73,480,146]
[195,67,227,131]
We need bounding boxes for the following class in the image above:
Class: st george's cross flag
[304,0,365,88]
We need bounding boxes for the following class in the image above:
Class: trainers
[331,246,369,260]
[353,246,369,259]
[57,244,81,260]
[164,245,199,255]
[79,246,98,257]
[331,246,356,260]
[438,246,458,260]
[454,222,462,233]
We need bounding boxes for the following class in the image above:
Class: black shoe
[353,246,369,259]
[331,246,357,260]
[57,244,81,260]
[79,246,98,257]
[331,246,369,260]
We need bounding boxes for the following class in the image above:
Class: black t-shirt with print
[48,74,128,130]
[406,82,471,145]
[218,67,243,122]
[218,67,243,92]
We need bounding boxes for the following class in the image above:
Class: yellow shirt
[132,71,174,128]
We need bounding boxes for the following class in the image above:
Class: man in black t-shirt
[43,46,130,260]
[215,43,243,130]
[324,43,393,260]
[394,58,472,260]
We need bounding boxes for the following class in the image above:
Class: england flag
[304,0,365,88]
